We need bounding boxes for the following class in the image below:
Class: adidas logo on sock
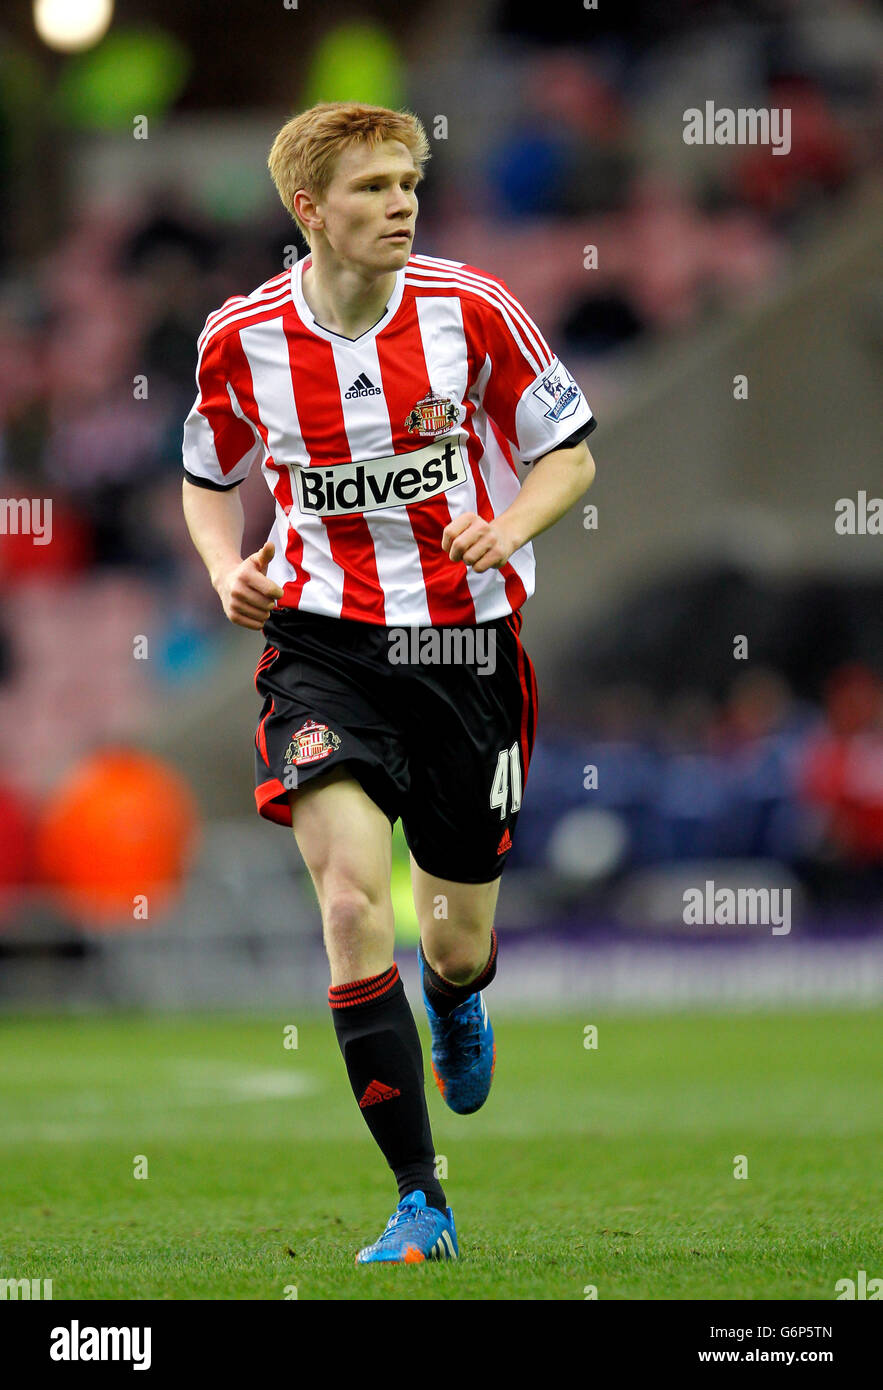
[345,373,382,399]
[359,1079,401,1108]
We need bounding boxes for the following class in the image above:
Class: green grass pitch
[1,1010,880,1300]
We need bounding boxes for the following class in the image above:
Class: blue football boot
[355,1190,458,1264]
[419,944,496,1115]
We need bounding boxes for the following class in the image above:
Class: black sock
[329,964,447,1212]
[419,929,498,1018]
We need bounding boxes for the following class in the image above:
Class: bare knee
[321,885,377,950]
[414,863,499,985]
[319,881,394,979]
[425,929,491,985]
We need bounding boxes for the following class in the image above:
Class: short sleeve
[182,323,263,491]
[465,277,596,463]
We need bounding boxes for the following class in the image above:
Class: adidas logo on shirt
[345,373,382,399]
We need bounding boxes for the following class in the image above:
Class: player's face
[313,139,420,273]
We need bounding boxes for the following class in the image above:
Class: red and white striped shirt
[183,253,595,626]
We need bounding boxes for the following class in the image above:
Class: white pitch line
[0,1063,322,1143]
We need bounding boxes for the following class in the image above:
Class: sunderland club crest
[284,719,342,767]
[405,390,459,439]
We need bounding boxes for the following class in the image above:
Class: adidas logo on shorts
[345,373,382,399]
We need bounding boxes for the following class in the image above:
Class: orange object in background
[37,749,200,928]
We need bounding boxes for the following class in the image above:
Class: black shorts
[252,607,538,883]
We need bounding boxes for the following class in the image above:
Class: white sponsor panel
[292,438,468,517]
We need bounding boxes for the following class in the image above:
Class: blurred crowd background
[0,0,881,1001]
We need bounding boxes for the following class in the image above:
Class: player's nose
[387,187,413,217]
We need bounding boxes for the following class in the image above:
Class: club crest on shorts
[284,719,342,767]
[405,390,459,439]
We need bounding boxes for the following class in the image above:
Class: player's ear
[293,187,323,234]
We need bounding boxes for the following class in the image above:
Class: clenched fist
[215,541,284,630]
[442,512,517,573]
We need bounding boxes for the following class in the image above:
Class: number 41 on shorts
[490,743,522,819]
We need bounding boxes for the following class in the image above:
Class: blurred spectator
[512,658,883,913]
[734,75,855,225]
[486,53,633,218]
[561,289,648,356]
[799,665,883,867]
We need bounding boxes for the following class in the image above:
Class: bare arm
[182,479,283,630]
[442,441,596,572]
